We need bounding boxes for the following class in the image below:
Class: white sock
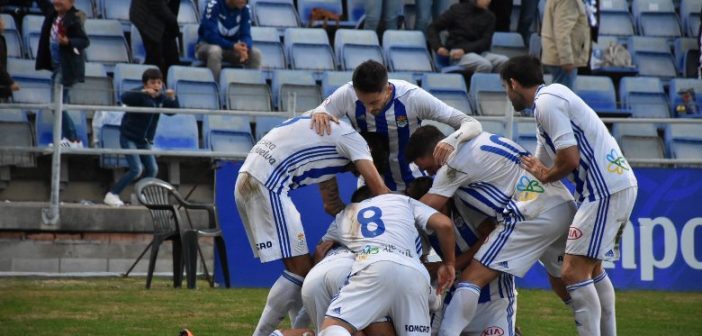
[319,325,352,336]
[292,306,312,328]
[567,279,601,336]
[269,331,284,336]
[594,271,616,336]
[253,271,304,336]
[438,282,481,336]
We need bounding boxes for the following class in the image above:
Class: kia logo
[481,326,504,336]
[568,227,583,240]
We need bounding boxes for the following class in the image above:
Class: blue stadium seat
[0,109,35,168]
[6,58,52,104]
[72,62,115,106]
[99,123,128,168]
[528,33,541,58]
[619,76,670,118]
[632,0,681,38]
[272,69,320,112]
[113,64,159,104]
[388,72,418,85]
[178,0,199,26]
[84,19,131,72]
[673,37,699,75]
[421,73,472,115]
[297,0,342,27]
[203,114,254,152]
[255,116,289,140]
[1,14,23,59]
[382,30,433,73]
[167,66,220,112]
[599,0,636,37]
[252,26,287,75]
[680,0,702,37]
[481,120,506,137]
[130,25,146,64]
[627,36,677,80]
[22,15,43,59]
[334,29,384,70]
[101,0,132,31]
[612,122,666,161]
[513,120,537,154]
[153,114,200,150]
[249,0,300,29]
[469,73,512,116]
[219,68,272,111]
[35,110,89,147]
[284,28,335,73]
[75,0,96,18]
[668,78,702,117]
[180,23,200,64]
[491,32,527,58]
[665,124,702,163]
[574,75,622,116]
[420,120,454,136]
[344,0,365,28]
[321,71,352,98]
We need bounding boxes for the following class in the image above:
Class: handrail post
[42,83,64,225]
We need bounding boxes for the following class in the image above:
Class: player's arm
[355,159,390,196]
[426,212,456,293]
[319,177,345,215]
[454,218,496,271]
[308,85,352,135]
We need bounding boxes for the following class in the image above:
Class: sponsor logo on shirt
[405,324,430,333]
[515,175,544,202]
[568,227,583,240]
[255,241,273,250]
[481,326,504,336]
[606,149,629,175]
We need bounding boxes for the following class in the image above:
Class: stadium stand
[491,32,528,58]
[668,78,702,117]
[113,63,160,104]
[252,26,287,76]
[1,13,23,59]
[180,23,200,65]
[98,122,128,169]
[254,115,288,140]
[0,110,35,168]
[21,15,43,59]
[321,71,353,98]
[272,69,320,112]
[83,19,131,72]
[673,37,699,76]
[631,0,681,38]
[35,110,89,147]
[74,0,96,18]
[480,120,507,136]
[6,58,52,104]
[153,114,200,150]
[612,122,667,161]
[178,0,199,26]
[681,0,702,37]
[334,28,385,70]
[599,0,636,38]
[665,124,702,164]
[619,76,671,118]
[421,73,473,114]
[284,27,336,74]
[469,73,512,116]
[513,120,537,154]
[71,62,115,107]
[130,25,146,64]
[382,30,434,73]
[297,0,346,27]
[389,72,418,85]
[202,114,254,152]
[219,69,272,111]
[627,36,678,80]
[249,0,301,30]
[166,66,220,113]
[574,75,623,116]
[101,0,132,31]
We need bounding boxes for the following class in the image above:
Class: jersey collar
[378,83,397,116]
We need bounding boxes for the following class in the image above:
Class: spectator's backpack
[600,42,633,67]
[308,8,340,28]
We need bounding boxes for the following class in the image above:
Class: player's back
[240,116,369,193]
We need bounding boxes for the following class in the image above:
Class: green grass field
[0,277,700,335]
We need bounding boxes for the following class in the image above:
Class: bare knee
[283,254,313,277]
[561,254,598,284]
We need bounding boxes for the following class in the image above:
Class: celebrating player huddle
[235,57,638,336]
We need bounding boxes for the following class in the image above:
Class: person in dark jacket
[35,0,89,148]
[196,0,261,80]
[428,0,508,73]
[129,0,180,78]
[0,15,20,102]
[104,68,179,207]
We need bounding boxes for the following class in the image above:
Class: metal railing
[1,85,702,225]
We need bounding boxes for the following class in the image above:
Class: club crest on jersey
[481,326,505,336]
[296,232,305,248]
[395,115,408,128]
[606,149,629,175]
[515,175,544,201]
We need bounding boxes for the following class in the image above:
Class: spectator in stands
[541,0,590,89]
[517,0,539,45]
[196,0,261,80]
[427,0,509,74]
[414,0,451,33]
[0,15,20,102]
[104,68,179,207]
[489,0,512,32]
[363,0,403,34]
[129,0,180,79]
[34,0,89,148]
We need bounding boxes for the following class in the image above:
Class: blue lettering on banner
[215,164,702,291]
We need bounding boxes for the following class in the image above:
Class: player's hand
[165,89,175,99]
[423,261,442,279]
[311,112,339,136]
[313,240,336,264]
[433,142,455,166]
[10,82,20,91]
[143,87,160,98]
[520,155,548,183]
[437,262,455,293]
[437,47,449,57]
[58,35,69,46]
[449,48,465,60]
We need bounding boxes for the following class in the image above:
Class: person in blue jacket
[104,68,179,207]
[196,0,262,79]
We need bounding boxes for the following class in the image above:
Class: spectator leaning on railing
[104,68,179,207]
[34,0,89,148]
[196,0,261,80]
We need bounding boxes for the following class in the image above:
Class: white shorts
[326,260,431,335]
[475,201,576,277]
[567,187,637,261]
[234,173,308,263]
[431,293,517,336]
[301,253,355,330]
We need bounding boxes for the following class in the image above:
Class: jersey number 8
[357,206,385,238]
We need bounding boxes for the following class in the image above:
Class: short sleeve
[321,214,342,242]
[337,131,373,162]
[410,198,438,232]
[310,83,354,119]
[428,163,473,198]
[535,95,577,150]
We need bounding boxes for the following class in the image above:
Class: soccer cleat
[103,192,124,207]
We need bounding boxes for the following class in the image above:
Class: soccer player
[310,60,483,192]
[235,116,390,336]
[317,193,457,336]
[405,126,576,336]
[406,177,517,336]
[502,56,638,336]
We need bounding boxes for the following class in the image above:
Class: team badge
[296,232,305,248]
[395,115,408,128]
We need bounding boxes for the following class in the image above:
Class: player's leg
[389,264,431,336]
[538,203,576,308]
[462,296,516,336]
[362,321,396,336]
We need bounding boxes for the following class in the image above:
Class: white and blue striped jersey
[315,79,474,191]
[326,194,438,282]
[533,84,638,202]
[240,117,372,194]
[429,132,574,221]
